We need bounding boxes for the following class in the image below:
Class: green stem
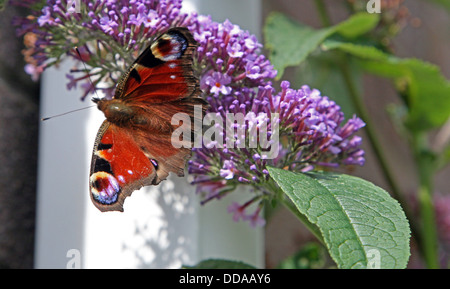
[339,55,403,200]
[314,0,332,27]
[413,133,439,268]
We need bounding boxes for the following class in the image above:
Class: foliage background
[262,0,450,268]
[0,5,39,269]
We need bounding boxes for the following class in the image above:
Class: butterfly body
[89,27,205,212]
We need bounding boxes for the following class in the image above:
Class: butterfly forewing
[115,28,198,103]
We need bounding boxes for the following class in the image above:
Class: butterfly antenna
[42,47,104,121]
[75,46,102,100]
[41,105,97,121]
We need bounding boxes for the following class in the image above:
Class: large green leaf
[267,167,411,269]
[264,12,379,79]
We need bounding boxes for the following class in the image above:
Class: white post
[34,0,263,269]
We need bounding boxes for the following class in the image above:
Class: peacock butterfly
[89,27,206,212]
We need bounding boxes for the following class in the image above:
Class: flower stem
[413,132,439,268]
[314,0,332,27]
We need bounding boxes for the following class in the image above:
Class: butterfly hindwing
[90,121,157,212]
[90,27,206,212]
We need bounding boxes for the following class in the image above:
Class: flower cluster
[12,0,366,227]
[188,81,365,226]
[13,0,194,99]
[189,16,276,96]
[13,0,276,101]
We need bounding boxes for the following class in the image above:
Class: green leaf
[277,243,327,269]
[264,12,379,79]
[182,259,257,269]
[322,39,388,61]
[264,12,332,80]
[267,167,411,269]
[333,13,380,39]
[323,40,450,131]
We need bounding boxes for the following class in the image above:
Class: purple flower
[202,71,232,96]
[12,0,193,99]
[227,202,246,222]
[65,73,77,90]
[189,15,277,95]
[12,0,366,228]
[189,81,366,228]
[227,42,244,58]
[37,7,54,27]
[244,206,266,228]
[245,62,263,79]
[99,15,119,35]
[220,160,236,180]
[227,200,265,228]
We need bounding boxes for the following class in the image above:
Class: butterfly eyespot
[150,159,159,169]
[151,31,188,62]
[90,172,120,205]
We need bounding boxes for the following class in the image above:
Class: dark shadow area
[0,5,40,268]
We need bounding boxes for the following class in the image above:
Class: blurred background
[0,0,449,268]
[262,0,450,268]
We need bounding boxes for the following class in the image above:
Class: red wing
[114,27,199,104]
[131,128,193,185]
[89,121,157,212]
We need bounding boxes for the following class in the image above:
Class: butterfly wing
[90,121,157,212]
[90,27,206,212]
[114,27,200,103]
